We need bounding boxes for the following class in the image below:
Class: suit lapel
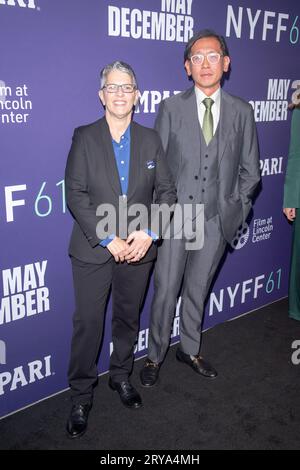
[218,89,238,167]
[97,117,122,196]
[182,87,201,171]
[126,121,140,201]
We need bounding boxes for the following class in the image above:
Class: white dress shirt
[195,87,221,135]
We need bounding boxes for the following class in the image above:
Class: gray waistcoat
[197,126,219,220]
[175,124,219,221]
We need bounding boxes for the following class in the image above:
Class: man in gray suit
[140,29,261,386]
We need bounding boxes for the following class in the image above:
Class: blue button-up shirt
[100,124,157,247]
[100,126,130,247]
[112,125,131,196]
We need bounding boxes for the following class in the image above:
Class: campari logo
[0,355,52,396]
[0,0,37,9]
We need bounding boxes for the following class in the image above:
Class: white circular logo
[231,223,249,250]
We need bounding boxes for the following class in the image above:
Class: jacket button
[194,175,199,180]
[189,195,193,200]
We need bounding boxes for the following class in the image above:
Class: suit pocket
[241,198,252,222]
[167,151,182,186]
[228,192,241,203]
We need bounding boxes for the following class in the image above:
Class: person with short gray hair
[100,60,138,90]
[65,61,176,439]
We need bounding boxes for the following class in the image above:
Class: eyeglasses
[190,52,223,66]
[102,83,137,93]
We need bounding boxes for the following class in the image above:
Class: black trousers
[68,256,153,405]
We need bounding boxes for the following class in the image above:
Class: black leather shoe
[176,347,218,379]
[109,377,142,409]
[140,359,160,387]
[66,403,91,439]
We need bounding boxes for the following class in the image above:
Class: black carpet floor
[1,298,300,451]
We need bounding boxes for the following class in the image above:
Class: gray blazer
[155,87,261,243]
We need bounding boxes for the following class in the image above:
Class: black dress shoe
[66,403,91,439]
[176,347,218,379]
[109,378,142,409]
[140,359,160,387]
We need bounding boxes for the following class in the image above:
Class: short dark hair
[184,29,230,62]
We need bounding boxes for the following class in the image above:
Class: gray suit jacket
[155,87,261,243]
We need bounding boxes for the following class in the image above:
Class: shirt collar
[112,124,131,145]
[194,87,221,106]
[122,124,131,142]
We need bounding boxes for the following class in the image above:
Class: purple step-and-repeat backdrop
[1,0,299,418]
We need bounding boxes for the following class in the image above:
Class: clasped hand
[107,231,153,263]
